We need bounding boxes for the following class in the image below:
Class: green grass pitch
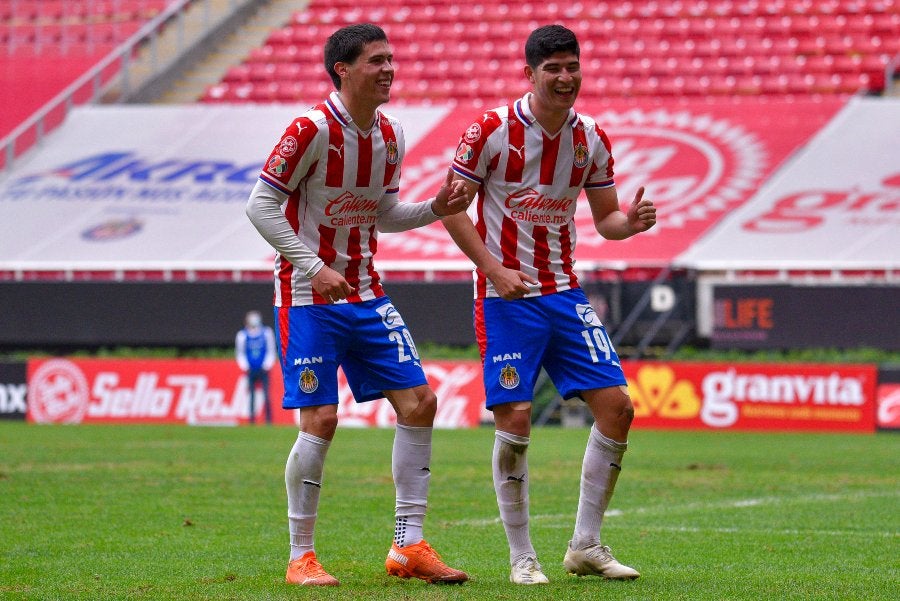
[1,423,897,600]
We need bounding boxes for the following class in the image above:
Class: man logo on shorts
[499,364,520,390]
[299,367,319,393]
[575,303,602,328]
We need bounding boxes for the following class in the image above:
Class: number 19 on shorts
[581,327,614,363]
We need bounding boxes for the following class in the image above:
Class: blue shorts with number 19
[476,288,626,409]
[275,297,427,409]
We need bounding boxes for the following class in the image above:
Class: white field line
[442,489,900,535]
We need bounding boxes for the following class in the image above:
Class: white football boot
[563,542,640,580]
[510,555,549,584]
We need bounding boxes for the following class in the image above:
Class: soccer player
[441,24,657,584]
[245,23,471,586]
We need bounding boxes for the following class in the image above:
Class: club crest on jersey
[376,303,405,330]
[385,139,399,165]
[267,155,287,176]
[576,303,602,328]
[464,123,482,143]
[299,367,319,394]
[573,143,589,168]
[456,142,474,163]
[279,136,298,157]
[499,363,520,390]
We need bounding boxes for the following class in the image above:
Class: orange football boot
[285,551,339,586]
[385,539,468,584]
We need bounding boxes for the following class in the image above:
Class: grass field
[1,423,897,600]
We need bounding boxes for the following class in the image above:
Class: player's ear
[524,65,535,84]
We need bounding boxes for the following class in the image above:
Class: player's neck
[528,98,568,135]
[338,91,378,131]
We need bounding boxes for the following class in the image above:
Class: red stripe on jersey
[569,123,589,186]
[313,225,338,304]
[355,131,372,187]
[366,225,384,297]
[344,227,362,303]
[474,188,489,297]
[500,215,520,270]
[540,133,560,186]
[505,104,525,183]
[379,118,398,186]
[598,126,615,180]
[559,224,579,288]
[531,226,558,294]
[474,298,487,363]
[325,119,345,188]
[277,194,302,306]
[277,306,291,359]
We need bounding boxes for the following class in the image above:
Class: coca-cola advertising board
[26,358,487,428]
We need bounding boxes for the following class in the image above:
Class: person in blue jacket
[235,310,277,424]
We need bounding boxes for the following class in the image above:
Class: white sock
[285,431,330,560]
[571,425,627,550]
[392,424,432,547]
[493,430,535,565]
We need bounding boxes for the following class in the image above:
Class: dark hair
[524,24,580,68]
[323,23,388,89]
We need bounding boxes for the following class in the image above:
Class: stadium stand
[0,0,171,138]
[201,0,899,105]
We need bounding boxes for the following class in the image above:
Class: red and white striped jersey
[258,92,404,306]
[451,93,616,299]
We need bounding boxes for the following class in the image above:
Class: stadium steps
[150,0,307,103]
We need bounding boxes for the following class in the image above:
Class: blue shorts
[274,297,427,409]
[475,288,626,409]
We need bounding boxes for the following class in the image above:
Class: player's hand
[310,266,354,303]
[486,266,539,301]
[627,186,656,234]
[432,168,473,216]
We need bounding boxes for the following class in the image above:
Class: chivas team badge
[299,367,319,393]
[499,363,520,390]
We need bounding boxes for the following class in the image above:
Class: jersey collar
[325,91,354,127]
[514,92,579,129]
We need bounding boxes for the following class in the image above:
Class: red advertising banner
[623,361,877,432]
[26,358,877,432]
[26,358,487,428]
[876,383,900,431]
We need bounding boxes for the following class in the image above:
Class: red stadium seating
[203,0,896,106]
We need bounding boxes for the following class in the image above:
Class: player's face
[338,40,394,110]
[527,51,581,114]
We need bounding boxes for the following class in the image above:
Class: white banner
[675,97,900,271]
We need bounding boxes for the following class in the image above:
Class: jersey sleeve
[451,110,502,185]
[584,124,616,189]
[258,116,321,194]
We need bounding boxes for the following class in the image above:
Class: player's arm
[245,180,352,302]
[376,170,471,233]
[441,177,537,300]
[235,331,249,371]
[586,185,656,240]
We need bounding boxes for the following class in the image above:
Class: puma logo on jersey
[508,144,525,159]
[328,143,343,158]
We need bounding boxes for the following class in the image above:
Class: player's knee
[301,406,338,439]
[411,388,437,423]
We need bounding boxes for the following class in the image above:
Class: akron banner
[25,358,877,432]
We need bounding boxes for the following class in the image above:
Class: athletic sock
[493,430,536,565]
[392,424,432,547]
[571,425,627,550]
[285,431,330,560]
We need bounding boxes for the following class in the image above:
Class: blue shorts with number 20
[275,297,427,409]
[476,288,626,409]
